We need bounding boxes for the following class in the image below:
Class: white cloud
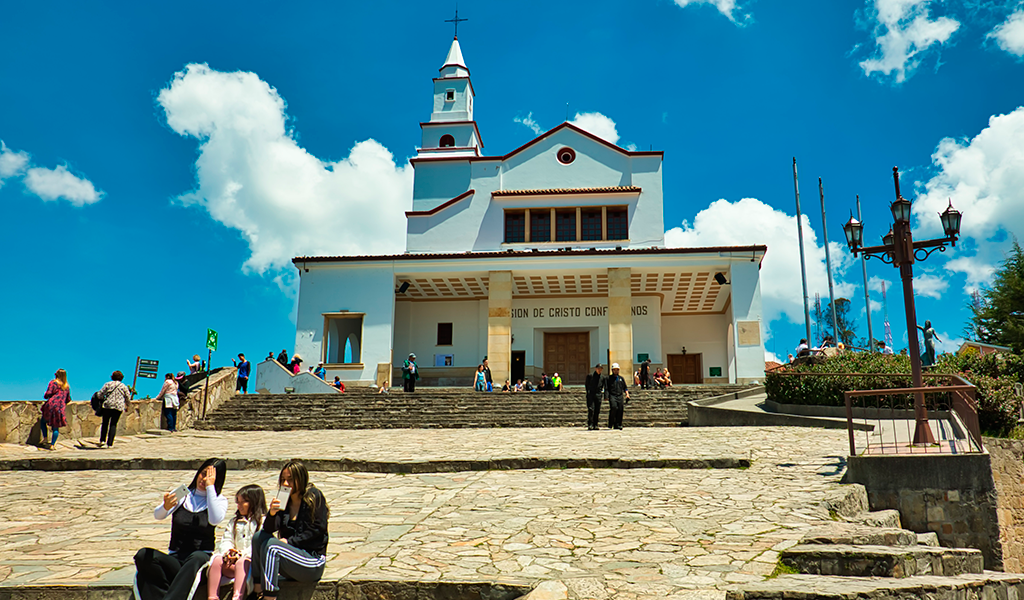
[157,63,414,277]
[513,112,542,135]
[665,197,856,325]
[989,9,1024,57]
[765,350,783,364]
[858,0,960,83]
[931,330,963,354]
[673,0,750,24]
[0,141,30,186]
[868,275,892,293]
[569,112,620,145]
[23,165,103,206]
[913,272,949,298]
[911,106,1024,292]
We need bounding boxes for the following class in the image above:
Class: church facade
[292,38,767,386]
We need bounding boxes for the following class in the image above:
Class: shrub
[764,350,1024,436]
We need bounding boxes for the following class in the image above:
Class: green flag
[206,328,218,351]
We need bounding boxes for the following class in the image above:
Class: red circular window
[557,147,576,164]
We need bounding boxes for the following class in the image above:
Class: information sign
[206,328,218,352]
[138,358,160,379]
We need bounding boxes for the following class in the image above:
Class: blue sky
[2,0,1023,399]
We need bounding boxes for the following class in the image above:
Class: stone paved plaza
[0,427,853,599]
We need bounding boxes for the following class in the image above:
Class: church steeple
[417,37,482,158]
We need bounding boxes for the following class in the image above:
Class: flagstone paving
[0,427,852,599]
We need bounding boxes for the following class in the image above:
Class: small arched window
[439,134,456,148]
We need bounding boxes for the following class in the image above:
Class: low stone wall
[986,437,1024,573]
[845,453,1002,570]
[0,368,236,445]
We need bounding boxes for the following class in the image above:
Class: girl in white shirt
[207,484,266,600]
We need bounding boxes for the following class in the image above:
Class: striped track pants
[254,533,326,593]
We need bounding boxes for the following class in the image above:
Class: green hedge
[764,350,1024,436]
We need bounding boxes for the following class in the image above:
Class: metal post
[131,356,140,399]
[820,178,840,344]
[202,349,212,420]
[857,195,875,351]
[793,159,813,345]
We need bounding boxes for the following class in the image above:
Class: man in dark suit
[584,363,606,430]
[605,363,630,430]
[639,358,651,389]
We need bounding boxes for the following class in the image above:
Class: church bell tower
[417,37,482,158]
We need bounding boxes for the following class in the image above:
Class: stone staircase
[729,497,1005,599]
[196,385,752,431]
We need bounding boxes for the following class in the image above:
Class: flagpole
[820,178,840,344]
[793,159,812,345]
[857,195,874,351]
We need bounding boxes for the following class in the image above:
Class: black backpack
[90,391,103,416]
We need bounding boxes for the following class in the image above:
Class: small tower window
[439,134,455,148]
[557,147,576,165]
[445,89,456,102]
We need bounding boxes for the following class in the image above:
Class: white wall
[294,264,396,383]
[407,127,666,254]
[253,359,340,394]
[728,260,766,383]
[394,299,485,368]
[660,313,729,381]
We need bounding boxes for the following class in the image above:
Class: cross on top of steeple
[445,7,468,39]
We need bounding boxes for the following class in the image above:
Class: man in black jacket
[605,363,630,430]
[639,358,651,389]
[584,363,605,430]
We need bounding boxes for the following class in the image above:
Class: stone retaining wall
[0,368,236,445]
[986,437,1024,573]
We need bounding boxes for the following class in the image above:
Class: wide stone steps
[197,386,750,431]
[780,544,984,578]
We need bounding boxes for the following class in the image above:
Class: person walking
[313,362,326,380]
[40,369,71,450]
[584,363,605,431]
[232,354,250,394]
[155,373,180,433]
[482,357,493,392]
[97,370,132,448]
[402,353,419,393]
[276,349,289,367]
[605,363,630,430]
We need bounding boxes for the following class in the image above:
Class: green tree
[968,239,1024,353]
[822,298,859,348]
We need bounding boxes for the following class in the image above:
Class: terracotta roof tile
[492,186,640,197]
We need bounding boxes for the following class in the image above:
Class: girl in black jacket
[134,458,228,600]
[251,460,329,599]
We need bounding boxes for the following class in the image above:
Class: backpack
[90,391,103,416]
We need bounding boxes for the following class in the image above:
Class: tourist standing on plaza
[605,363,630,430]
[39,368,71,450]
[97,371,132,448]
[206,484,266,600]
[134,458,228,600]
[474,364,487,391]
[155,373,179,433]
[482,357,493,391]
[584,363,605,431]
[639,358,652,389]
[402,353,418,392]
[232,354,250,394]
[251,461,329,600]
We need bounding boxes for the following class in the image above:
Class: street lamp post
[842,167,963,446]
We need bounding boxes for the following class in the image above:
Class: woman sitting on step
[251,460,329,600]
[134,458,228,600]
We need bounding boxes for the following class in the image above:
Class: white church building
[292,37,767,387]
